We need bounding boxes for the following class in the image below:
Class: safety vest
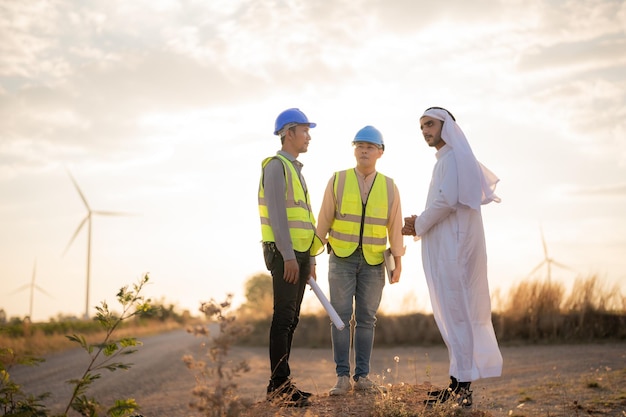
[258,154,323,256]
[328,169,394,265]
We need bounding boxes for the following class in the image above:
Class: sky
[1,0,625,322]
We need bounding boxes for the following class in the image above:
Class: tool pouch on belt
[262,242,276,270]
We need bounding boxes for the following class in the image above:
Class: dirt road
[10,329,626,416]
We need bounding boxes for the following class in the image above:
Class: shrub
[0,274,153,417]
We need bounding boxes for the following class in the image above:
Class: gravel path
[10,329,626,416]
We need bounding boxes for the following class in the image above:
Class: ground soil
[10,329,626,417]
[239,342,626,417]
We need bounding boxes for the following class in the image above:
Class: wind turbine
[9,258,53,320]
[527,227,572,283]
[63,170,130,319]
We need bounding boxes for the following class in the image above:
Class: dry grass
[241,383,494,417]
[0,319,184,357]
[234,364,626,417]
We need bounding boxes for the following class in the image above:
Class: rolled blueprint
[307,277,345,330]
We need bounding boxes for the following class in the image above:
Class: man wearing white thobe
[403,107,503,407]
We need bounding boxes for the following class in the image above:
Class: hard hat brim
[274,122,317,136]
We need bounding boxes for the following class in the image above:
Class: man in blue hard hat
[316,125,405,396]
[258,108,324,407]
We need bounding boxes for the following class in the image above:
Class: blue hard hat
[353,125,385,150]
[274,108,317,135]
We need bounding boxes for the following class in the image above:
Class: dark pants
[264,243,310,384]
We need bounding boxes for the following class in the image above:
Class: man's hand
[402,215,417,236]
[283,259,299,284]
[390,264,402,284]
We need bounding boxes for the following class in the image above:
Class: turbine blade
[9,284,30,294]
[31,259,37,284]
[66,169,91,211]
[540,229,548,258]
[34,285,54,298]
[551,260,572,271]
[62,216,89,256]
[92,210,134,216]
[528,261,546,276]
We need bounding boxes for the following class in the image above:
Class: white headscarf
[422,108,500,209]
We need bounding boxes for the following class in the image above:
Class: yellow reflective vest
[258,154,323,256]
[328,169,394,265]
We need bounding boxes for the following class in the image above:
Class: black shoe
[268,379,312,398]
[428,376,459,401]
[426,387,445,397]
[454,387,473,408]
[266,380,311,407]
[424,387,452,405]
[291,385,312,398]
[424,387,473,408]
[427,376,458,397]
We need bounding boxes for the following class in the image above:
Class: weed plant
[183,294,253,417]
[370,355,491,417]
[0,274,153,417]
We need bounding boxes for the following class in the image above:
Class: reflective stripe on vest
[328,169,394,265]
[258,154,323,255]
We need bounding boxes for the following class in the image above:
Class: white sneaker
[354,376,387,393]
[329,375,352,396]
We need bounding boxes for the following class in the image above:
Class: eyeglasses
[425,107,456,121]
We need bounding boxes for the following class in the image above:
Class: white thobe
[415,145,503,382]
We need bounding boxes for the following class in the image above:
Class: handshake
[402,214,417,236]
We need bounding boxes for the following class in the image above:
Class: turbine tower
[528,227,572,283]
[10,258,52,319]
[63,170,129,319]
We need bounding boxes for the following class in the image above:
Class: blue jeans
[329,248,385,379]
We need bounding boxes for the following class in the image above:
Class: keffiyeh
[421,108,500,209]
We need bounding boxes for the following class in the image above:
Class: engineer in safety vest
[258,108,323,408]
[316,125,405,396]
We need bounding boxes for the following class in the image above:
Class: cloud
[568,183,626,197]
[2,0,625,170]
[0,0,365,163]
[518,35,626,73]
[536,0,625,42]
[367,0,517,32]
